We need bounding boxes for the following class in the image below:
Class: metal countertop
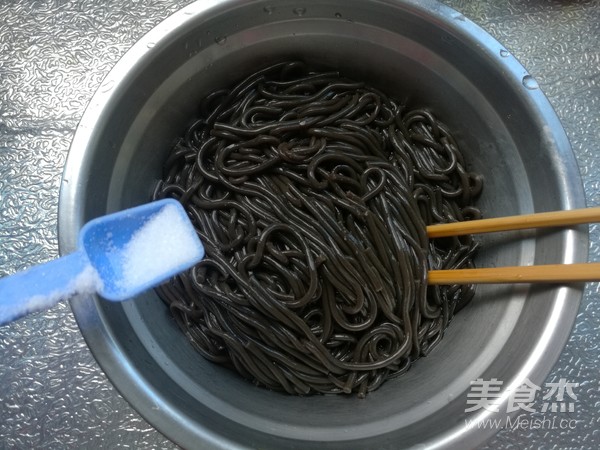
[0,1,598,448]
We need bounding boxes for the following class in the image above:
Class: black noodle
[153,61,484,397]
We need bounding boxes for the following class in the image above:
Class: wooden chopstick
[428,263,600,285]
[425,207,599,285]
[426,206,599,238]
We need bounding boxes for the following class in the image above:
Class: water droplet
[293,7,306,16]
[522,75,539,90]
[263,5,274,14]
[146,42,156,48]
[99,79,115,93]
[500,49,509,57]
[215,36,227,45]
[334,12,342,18]
[453,13,466,21]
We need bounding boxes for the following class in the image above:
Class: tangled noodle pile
[153,61,483,397]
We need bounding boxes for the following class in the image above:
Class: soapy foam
[119,203,201,291]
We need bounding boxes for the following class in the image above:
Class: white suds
[118,203,201,290]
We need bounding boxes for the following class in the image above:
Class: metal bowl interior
[58,0,586,448]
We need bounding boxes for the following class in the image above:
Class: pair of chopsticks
[426,207,600,285]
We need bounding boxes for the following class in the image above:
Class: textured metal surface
[445,2,600,449]
[0,1,597,449]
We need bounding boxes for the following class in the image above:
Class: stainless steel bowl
[58,0,587,448]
